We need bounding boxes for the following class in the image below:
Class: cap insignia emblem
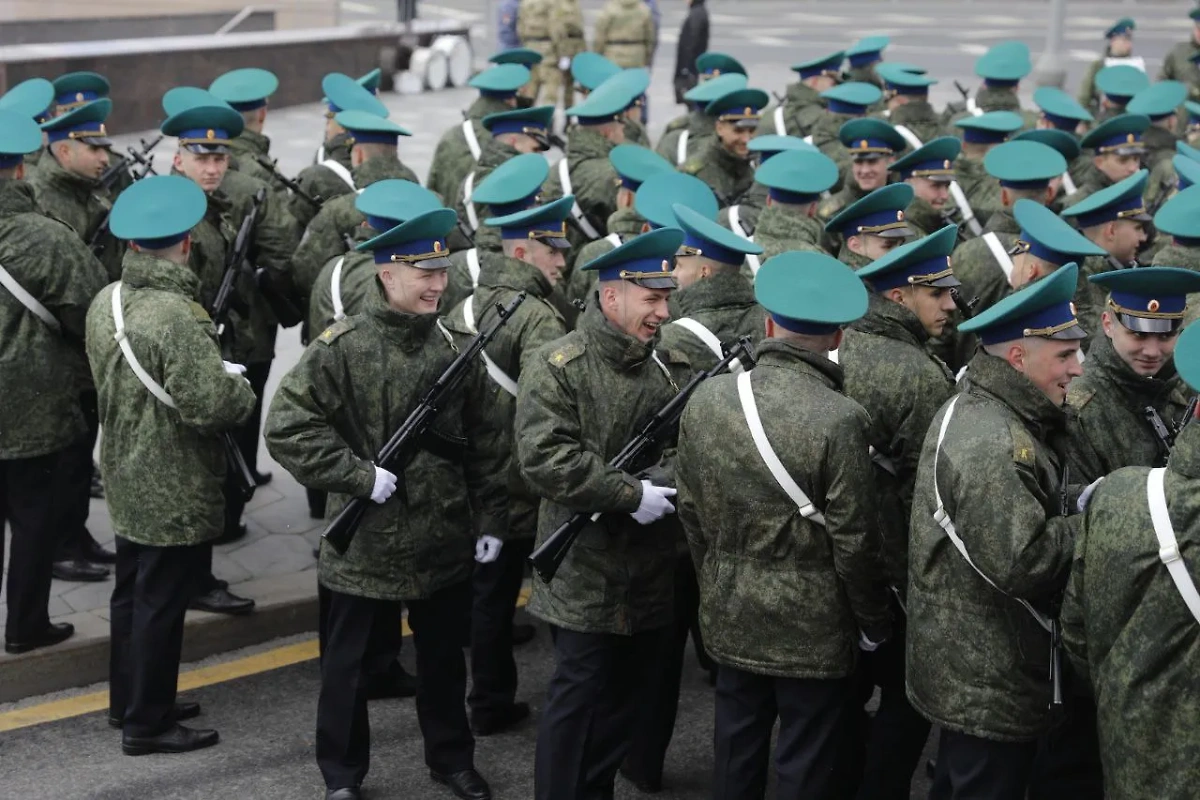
[206,129,215,140]
[433,240,444,253]
[1127,133,1136,143]
[744,107,752,115]
[1069,301,1077,316]
[76,92,84,102]
[1148,299,1160,312]
[944,159,951,169]
[860,139,868,149]
[99,124,107,135]
[896,210,905,221]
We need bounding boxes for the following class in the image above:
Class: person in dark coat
[673,0,709,104]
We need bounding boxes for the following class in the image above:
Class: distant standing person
[594,0,655,69]
[674,0,710,103]
[518,0,586,108]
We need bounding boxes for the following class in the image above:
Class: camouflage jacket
[955,156,1002,233]
[593,0,655,68]
[657,269,764,374]
[1060,425,1200,800]
[1066,332,1192,483]
[881,99,942,147]
[1145,155,1180,217]
[290,133,356,230]
[908,351,1079,741]
[0,179,107,459]
[1062,165,1114,210]
[308,225,378,334]
[265,284,508,601]
[756,82,825,139]
[542,127,620,258]
[29,152,124,282]
[443,235,505,314]
[1143,124,1180,174]
[951,206,1019,316]
[818,179,871,251]
[1076,56,1105,114]
[904,196,945,239]
[426,95,510,203]
[716,183,767,235]
[837,242,871,271]
[943,86,1037,131]
[517,0,556,54]
[681,136,755,207]
[446,256,567,537]
[86,250,256,546]
[550,0,587,59]
[1152,242,1200,325]
[623,116,651,148]
[755,203,827,261]
[1158,39,1200,102]
[1076,253,1123,339]
[676,340,892,678]
[292,155,420,296]
[842,293,957,590]
[565,205,645,306]
[515,301,692,634]
[228,128,299,238]
[656,110,713,167]
[809,111,857,184]
[452,135,522,229]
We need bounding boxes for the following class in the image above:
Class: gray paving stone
[228,534,317,578]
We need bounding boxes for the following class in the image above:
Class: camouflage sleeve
[251,188,301,278]
[576,162,619,232]
[592,9,609,54]
[824,408,892,633]
[292,204,344,296]
[1060,504,1092,686]
[1076,59,1101,110]
[264,334,378,498]
[1158,51,1175,82]
[643,12,656,62]
[676,400,707,571]
[516,305,569,376]
[42,222,109,340]
[460,343,512,540]
[161,307,257,433]
[515,348,644,513]
[288,166,325,230]
[893,377,955,511]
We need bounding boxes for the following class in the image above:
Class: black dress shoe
[619,764,663,793]
[83,536,117,564]
[325,788,361,800]
[5,622,75,654]
[366,663,417,699]
[512,623,536,646]
[430,768,491,800]
[213,522,247,546]
[122,723,219,756]
[188,587,255,615]
[52,559,109,582]
[109,701,201,729]
[253,470,273,486]
[470,701,530,736]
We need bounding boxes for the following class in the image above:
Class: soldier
[1064,113,1149,208]
[943,42,1037,129]
[593,0,655,70]
[1146,138,1200,214]
[267,208,504,800]
[0,78,55,168]
[720,134,815,255]
[0,109,107,655]
[909,264,1090,800]
[1091,65,1149,124]
[877,64,943,146]
[1060,319,1200,800]
[662,51,747,138]
[840,226,961,799]
[426,64,531,206]
[517,0,585,108]
[1027,89,1094,197]
[1126,81,1187,172]
[671,0,709,103]
[758,50,843,139]
[681,87,769,207]
[1151,184,1200,285]
[1078,18,1142,115]
[891,136,960,237]
[951,110,1024,236]
[951,140,1067,315]
[568,54,650,149]
[516,229,692,800]
[824,183,914,270]
[754,148,840,260]
[89,175,256,754]
[810,82,885,181]
[489,47,544,104]
[818,119,906,229]
[444,193,575,738]
[445,154,550,312]
[656,72,746,168]
[289,73,391,231]
[845,35,889,87]
[1158,8,1200,99]
[292,111,419,299]
[676,251,891,799]
[50,71,138,195]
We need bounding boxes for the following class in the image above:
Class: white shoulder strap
[331,257,348,321]
[462,294,519,396]
[737,370,826,525]
[672,317,745,372]
[966,96,984,117]
[948,180,982,235]
[321,159,356,191]
[111,283,176,409]
[462,119,483,161]
[802,134,814,145]
[1147,467,1200,624]
[773,106,787,136]
[1061,171,1078,196]
[316,145,326,163]
[0,260,60,332]
[982,232,1015,282]
[463,171,480,231]
[676,130,690,166]
[828,348,839,364]
[604,232,622,247]
[1105,55,1146,73]
[727,205,762,276]
[931,395,1053,632]
[558,158,601,240]
[893,124,924,150]
[466,248,481,288]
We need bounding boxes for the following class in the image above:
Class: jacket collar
[905,196,945,236]
[754,338,844,391]
[0,178,40,217]
[965,350,1069,437]
[232,128,271,158]
[365,279,442,351]
[121,250,202,301]
[754,203,824,245]
[983,207,1020,234]
[852,291,930,347]
[1168,422,1200,478]
[466,95,513,122]
[578,298,660,369]
[35,151,96,198]
[478,254,554,298]
[352,152,410,188]
[568,126,616,162]
[673,268,756,317]
[1083,330,1187,407]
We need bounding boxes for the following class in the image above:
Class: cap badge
[897,210,905,221]
[860,139,869,149]
[433,240,444,253]
[206,129,215,140]
[944,159,951,169]
[99,124,107,135]
[76,92,84,102]
[1069,301,1077,316]
[1127,133,1136,143]
[1148,299,1161,312]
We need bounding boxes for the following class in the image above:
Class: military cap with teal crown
[481,105,554,150]
[983,140,1068,189]
[208,68,279,112]
[683,73,748,110]
[321,73,389,119]
[791,51,844,79]
[1059,169,1150,229]
[160,100,243,154]
[748,135,818,161]
[109,174,207,250]
[858,224,961,290]
[0,78,55,123]
[579,227,684,289]
[490,47,543,67]
[609,144,673,191]
[1094,65,1150,105]
[1079,112,1149,154]
[1153,184,1200,244]
[1170,321,1200,392]
[974,41,1031,86]
[954,110,1023,144]
[52,71,109,112]
[820,82,883,116]
[487,195,575,250]
[1174,155,1200,191]
[755,252,869,335]
[891,136,960,182]
[1012,199,1105,263]
[0,108,48,168]
[1090,266,1200,334]
[1033,86,1093,130]
[335,110,412,145]
[672,203,763,264]
[754,150,840,204]
[572,52,620,92]
[635,173,718,228]
[1105,17,1135,39]
[959,261,1085,344]
[877,63,937,97]
[695,53,746,79]
[839,118,907,161]
[824,183,915,238]
[357,207,458,270]
[705,88,769,129]
[1013,129,1081,163]
[355,180,443,232]
[470,152,549,214]
[42,99,112,147]
[1126,81,1188,121]
[846,36,889,69]
[565,73,638,124]
[357,68,383,94]
[468,64,531,98]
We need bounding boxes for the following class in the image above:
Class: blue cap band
[366,214,403,232]
[867,255,952,291]
[842,207,908,237]
[983,78,1020,89]
[999,177,1052,190]
[1180,174,1194,191]
[885,82,928,96]
[489,192,540,217]
[226,99,266,112]
[133,231,190,251]
[798,65,839,80]
[1070,192,1146,229]
[372,238,449,265]
[487,118,547,137]
[847,52,882,69]
[771,312,841,336]
[347,130,398,145]
[1175,235,1200,248]
[680,231,743,266]
[1019,232,1073,266]
[47,121,108,143]
[977,302,1078,345]
[596,256,670,282]
[1110,290,1186,317]
[961,127,1010,145]
[479,88,519,99]
[500,221,568,240]
[176,127,231,146]
[897,157,956,180]
[827,98,869,115]
[767,187,820,205]
[55,90,100,107]
[0,154,24,169]
[1042,111,1079,131]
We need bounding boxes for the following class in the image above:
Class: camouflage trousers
[528,64,574,109]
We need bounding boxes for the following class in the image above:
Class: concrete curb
[0,570,318,704]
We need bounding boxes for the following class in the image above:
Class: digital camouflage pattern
[1151,241,1200,326]
[291,154,420,296]
[903,195,945,239]
[29,150,125,282]
[266,283,508,601]
[756,82,826,139]
[541,127,621,257]
[289,133,355,230]
[308,226,378,335]
[1066,331,1193,483]
[451,135,522,230]
[954,156,1003,233]
[950,205,1019,315]
[227,128,299,238]
[447,255,567,537]
[425,95,511,203]
[809,111,857,183]
[515,301,692,634]
[0,178,107,459]
[593,0,656,69]
[1142,124,1180,174]
[754,202,828,261]
[676,340,892,678]
[1075,253,1122,338]
[655,110,713,167]
[837,240,872,271]
[657,268,765,374]
[1144,155,1180,217]
[86,250,256,547]
[942,86,1037,131]
[623,116,651,148]
[1157,38,1200,103]
[882,99,943,147]
[680,136,755,207]
[1061,164,1115,210]
[818,179,871,247]
[841,293,957,591]
[1060,424,1200,800]
[716,184,767,237]
[908,351,1079,741]
[443,234,504,314]
[564,205,645,306]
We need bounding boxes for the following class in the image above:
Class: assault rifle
[321,292,528,554]
[529,337,758,582]
[88,137,162,255]
[1145,397,1198,465]
[950,288,977,319]
[255,155,322,211]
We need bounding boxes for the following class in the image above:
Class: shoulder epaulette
[317,318,355,345]
[680,160,703,175]
[658,347,691,367]
[1067,384,1097,412]
[548,338,585,368]
[1007,420,1037,467]
[188,302,212,323]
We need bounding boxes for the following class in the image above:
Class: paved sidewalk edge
[0,571,318,704]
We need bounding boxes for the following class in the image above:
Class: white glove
[630,480,677,525]
[858,630,884,652]
[222,360,247,376]
[475,535,503,564]
[558,56,571,71]
[1077,477,1104,513]
[370,465,398,504]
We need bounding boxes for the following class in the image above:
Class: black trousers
[623,553,705,784]
[535,625,668,800]
[929,729,1038,800]
[316,582,473,791]
[469,536,533,719]
[1,451,66,641]
[108,538,205,737]
[1028,669,1104,800]
[54,390,99,561]
[713,664,849,800]
[235,360,272,475]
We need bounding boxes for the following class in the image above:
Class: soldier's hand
[371,465,398,504]
[475,535,503,564]
[222,360,248,376]
[858,629,887,652]
[631,480,677,525]
[558,56,571,71]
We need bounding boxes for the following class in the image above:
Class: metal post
[1032,0,1068,88]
